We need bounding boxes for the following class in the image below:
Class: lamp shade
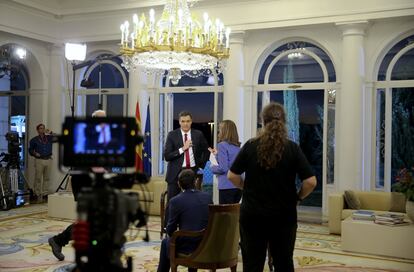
[65,43,87,61]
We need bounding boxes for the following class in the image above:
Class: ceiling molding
[8,0,167,16]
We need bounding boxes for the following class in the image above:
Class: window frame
[373,41,414,192]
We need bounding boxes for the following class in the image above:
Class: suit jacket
[166,190,213,253]
[164,128,209,184]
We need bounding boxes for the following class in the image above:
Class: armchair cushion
[344,190,361,209]
[123,177,167,216]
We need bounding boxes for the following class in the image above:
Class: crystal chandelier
[119,0,230,85]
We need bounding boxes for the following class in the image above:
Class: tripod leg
[18,169,34,199]
[10,169,18,193]
[56,172,71,192]
[0,174,9,210]
[17,169,29,188]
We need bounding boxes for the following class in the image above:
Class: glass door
[257,89,325,207]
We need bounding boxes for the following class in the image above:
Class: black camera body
[73,173,148,272]
[1,131,22,168]
[58,117,148,271]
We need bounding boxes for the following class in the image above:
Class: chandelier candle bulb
[188,19,193,37]
[120,24,125,45]
[131,33,135,48]
[133,14,139,35]
[178,8,183,28]
[124,21,129,44]
[225,27,231,48]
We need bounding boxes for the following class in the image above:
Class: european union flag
[143,103,152,176]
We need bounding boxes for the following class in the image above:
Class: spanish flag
[135,101,144,172]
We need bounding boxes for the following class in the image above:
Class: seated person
[157,169,213,272]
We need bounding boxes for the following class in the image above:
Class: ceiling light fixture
[119,0,230,85]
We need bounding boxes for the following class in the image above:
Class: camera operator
[48,109,108,261]
[28,123,54,203]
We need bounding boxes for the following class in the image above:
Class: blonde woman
[209,120,242,204]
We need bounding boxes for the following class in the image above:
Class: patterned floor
[0,205,413,271]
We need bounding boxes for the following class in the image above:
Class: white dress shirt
[179,129,196,168]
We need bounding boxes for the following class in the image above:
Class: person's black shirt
[230,139,314,222]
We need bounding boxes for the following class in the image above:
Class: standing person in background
[163,111,209,228]
[164,111,209,201]
[228,102,317,272]
[29,123,54,203]
[208,120,242,204]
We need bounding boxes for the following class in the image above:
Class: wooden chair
[160,174,204,239]
[169,204,240,272]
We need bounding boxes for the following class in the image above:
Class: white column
[335,21,368,191]
[27,88,47,189]
[224,31,245,142]
[127,67,148,133]
[47,44,65,193]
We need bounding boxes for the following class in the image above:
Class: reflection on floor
[0,204,413,271]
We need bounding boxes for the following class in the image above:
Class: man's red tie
[184,133,191,168]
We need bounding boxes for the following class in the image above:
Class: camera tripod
[56,168,71,192]
[0,165,33,210]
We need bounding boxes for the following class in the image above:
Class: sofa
[328,191,406,234]
[123,176,167,216]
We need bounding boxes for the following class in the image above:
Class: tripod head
[0,131,23,169]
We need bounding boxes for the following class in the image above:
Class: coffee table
[341,216,414,260]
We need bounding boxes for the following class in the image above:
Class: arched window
[258,41,336,84]
[77,53,128,116]
[255,40,337,208]
[0,43,29,170]
[374,34,414,191]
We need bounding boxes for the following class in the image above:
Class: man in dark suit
[157,169,213,272]
[164,111,209,201]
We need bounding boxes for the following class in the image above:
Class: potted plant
[392,167,414,222]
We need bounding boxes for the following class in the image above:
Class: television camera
[2,131,23,167]
[58,117,149,272]
[0,131,33,210]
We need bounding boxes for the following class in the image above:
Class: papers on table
[352,210,375,221]
[209,153,218,166]
[352,210,410,226]
[374,213,409,226]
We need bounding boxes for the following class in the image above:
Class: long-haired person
[228,102,317,272]
[209,120,242,204]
